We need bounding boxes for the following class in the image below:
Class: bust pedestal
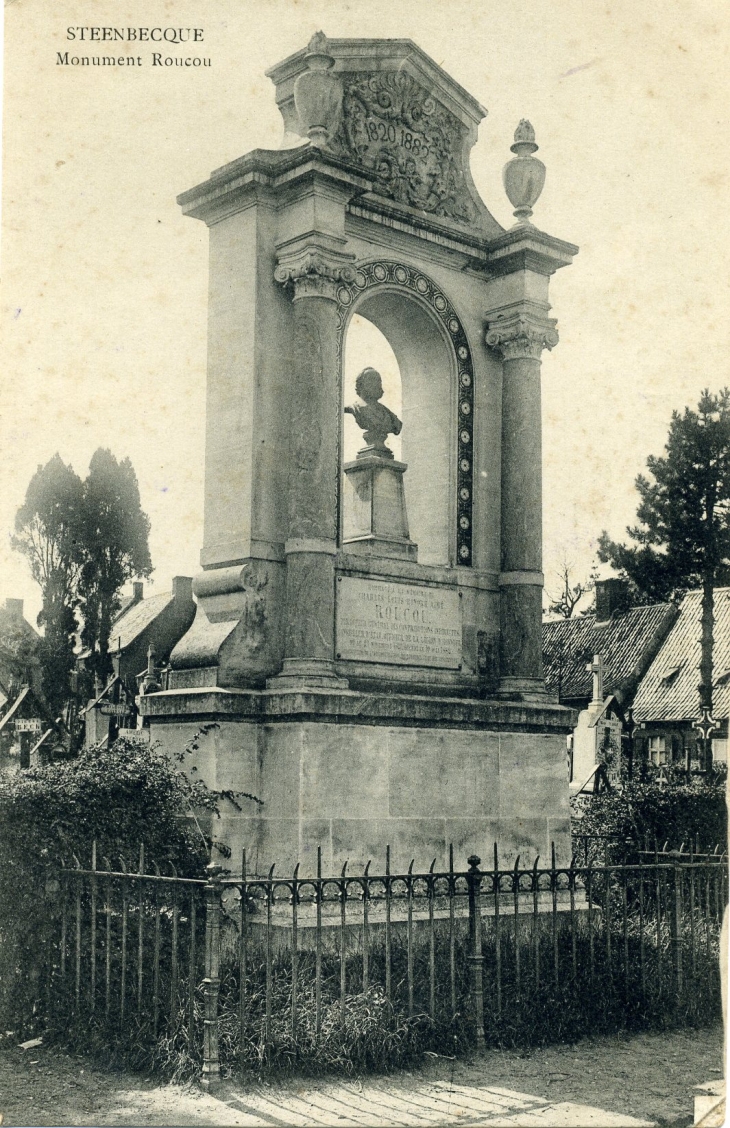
[343,453,418,561]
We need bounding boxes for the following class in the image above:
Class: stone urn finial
[294,31,342,148]
[502,119,546,225]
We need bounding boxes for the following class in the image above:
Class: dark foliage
[573,768,728,866]
[0,730,257,1028]
[15,902,724,1084]
[598,389,730,605]
[77,449,152,683]
[11,450,152,723]
[11,455,85,715]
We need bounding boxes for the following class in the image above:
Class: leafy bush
[572,767,728,865]
[0,729,255,1029]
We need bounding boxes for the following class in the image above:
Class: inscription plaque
[336,577,461,669]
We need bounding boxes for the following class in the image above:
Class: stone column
[486,306,558,696]
[269,242,355,689]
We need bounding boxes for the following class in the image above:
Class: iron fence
[19,840,729,1084]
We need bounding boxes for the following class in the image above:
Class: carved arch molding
[336,260,474,566]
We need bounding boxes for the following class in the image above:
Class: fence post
[467,855,485,1048]
[671,861,683,1001]
[201,862,223,1089]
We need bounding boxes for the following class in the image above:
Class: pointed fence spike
[364,859,371,877]
[293,861,300,880]
[242,847,247,882]
[386,844,391,876]
[139,843,145,875]
[341,859,349,878]
[408,859,414,875]
[514,854,521,874]
[91,840,97,871]
[429,857,436,873]
[268,862,276,880]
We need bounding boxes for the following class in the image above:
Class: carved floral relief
[330,71,475,224]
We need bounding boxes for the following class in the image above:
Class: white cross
[588,653,604,703]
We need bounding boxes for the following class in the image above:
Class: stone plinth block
[140,686,574,877]
[343,455,417,561]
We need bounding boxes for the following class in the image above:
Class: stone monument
[139,34,579,875]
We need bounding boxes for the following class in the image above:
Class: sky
[1,0,729,625]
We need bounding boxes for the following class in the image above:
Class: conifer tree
[599,389,730,768]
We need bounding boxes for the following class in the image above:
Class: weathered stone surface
[161,36,578,869]
[143,700,574,874]
[342,457,417,561]
[334,70,475,223]
[265,37,496,235]
[336,577,461,668]
[388,729,499,818]
[140,684,576,732]
[498,732,571,820]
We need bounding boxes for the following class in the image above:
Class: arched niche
[338,263,474,569]
[343,314,402,464]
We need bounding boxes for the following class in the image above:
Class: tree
[599,389,730,768]
[77,449,152,681]
[545,561,594,618]
[11,455,84,715]
[12,449,152,719]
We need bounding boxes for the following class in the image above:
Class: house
[0,599,57,770]
[0,598,42,703]
[542,579,678,790]
[84,577,195,746]
[632,586,730,770]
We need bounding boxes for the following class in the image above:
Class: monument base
[139,686,574,876]
[342,455,418,562]
[224,892,589,954]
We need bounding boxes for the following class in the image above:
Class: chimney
[132,582,144,602]
[595,578,630,623]
[5,598,24,621]
[172,576,193,604]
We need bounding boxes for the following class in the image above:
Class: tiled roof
[542,602,677,704]
[109,593,174,652]
[633,587,730,723]
[114,594,138,621]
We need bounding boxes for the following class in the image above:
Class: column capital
[274,233,356,301]
[485,302,559,361]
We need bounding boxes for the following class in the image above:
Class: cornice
[483,225,579,277]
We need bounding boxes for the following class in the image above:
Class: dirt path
[0,1024,722,1127]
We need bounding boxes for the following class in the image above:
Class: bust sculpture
[344,367,402,458]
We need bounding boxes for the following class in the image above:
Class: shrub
[572,767,728,865]
[0,729,256,1029]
